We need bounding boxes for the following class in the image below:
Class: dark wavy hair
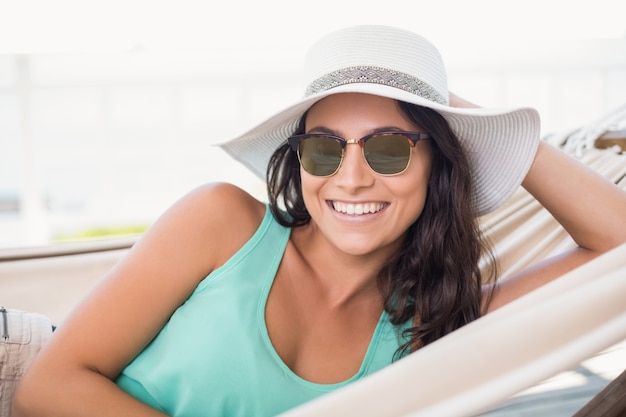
[266,100,496,359]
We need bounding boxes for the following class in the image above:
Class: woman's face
[301,93,433,257]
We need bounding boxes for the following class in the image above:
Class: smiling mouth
[331,201,388,215]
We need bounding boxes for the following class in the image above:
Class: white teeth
[332,201,385,215]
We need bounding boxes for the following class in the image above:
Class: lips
[331,201,388,215]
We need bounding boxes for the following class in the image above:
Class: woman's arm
[13,183,265,417]
[448,92,626,310]
[487,140,626,310]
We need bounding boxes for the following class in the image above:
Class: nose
[333,141,375,192]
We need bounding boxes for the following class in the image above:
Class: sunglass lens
[299,136,343,176]
[364,134,411,175]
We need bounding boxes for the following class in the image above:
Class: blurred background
[1,0,625,249]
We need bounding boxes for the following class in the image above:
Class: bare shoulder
[109,180,265,299]
[29,182,266,381]
[174,182,267,269]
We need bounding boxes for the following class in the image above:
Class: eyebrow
[306,125,410,137]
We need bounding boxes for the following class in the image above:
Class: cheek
[409,147,432,178]
[400,154,432,214]
[401,182,429,217]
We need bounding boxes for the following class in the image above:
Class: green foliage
[55,225,149,241]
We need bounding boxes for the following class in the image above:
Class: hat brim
[219,83,541,216]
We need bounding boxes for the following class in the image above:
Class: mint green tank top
[116,206,406,416]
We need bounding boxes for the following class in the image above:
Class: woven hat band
[304,66,447,105]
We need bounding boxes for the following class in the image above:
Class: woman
[14,25,626,417]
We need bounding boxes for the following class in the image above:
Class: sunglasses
[287,131,430,176]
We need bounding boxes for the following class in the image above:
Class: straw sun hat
[219,25,541,216]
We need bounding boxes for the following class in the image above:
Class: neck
[290,225,392,309]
